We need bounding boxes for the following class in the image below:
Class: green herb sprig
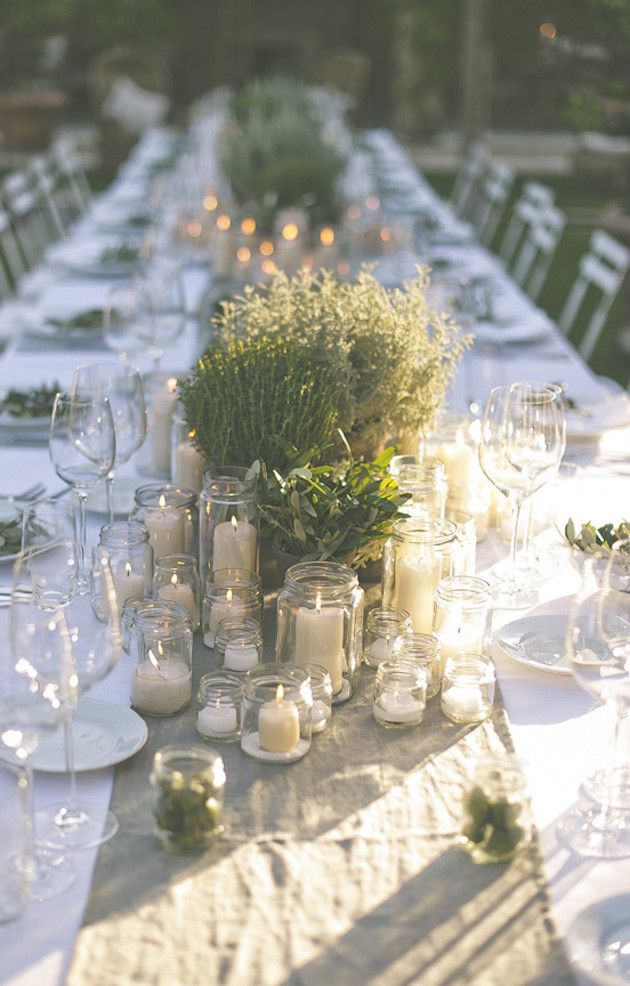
[462,784,527,861]
[98,244,140,265]
[0,383,60,419]
[564,518,630,555]
[48,310,103,334]
[0,516,22,556]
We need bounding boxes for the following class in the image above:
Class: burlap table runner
[68,598,574,986]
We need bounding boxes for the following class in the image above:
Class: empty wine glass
[479,382,565,608]
[49,394,115,593]
[557,540,630,858]
[72,362,147,523]
[21,498,78,608]
[134,267,187,372]
[103,283,146,363]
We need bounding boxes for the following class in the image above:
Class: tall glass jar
[91,520,152,620]
[425,414,491,541]
[202,569,262,648]
[397,458,447,523]
[130,603,193,717]
[199,466,259,583]
[381,519,459,634]
[433,576,491,674]
[276,561,365,704]
[131,483,198,562]
[171,407,207,493]
[136,372,178,479]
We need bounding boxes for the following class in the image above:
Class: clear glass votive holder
[130,603,193,716]
[199,465,259,582]
[441,653,495,725]
[196,671,243,743]
[461,753,532,863]
[137,372,178,479]
[397,458,447,523]
[121,597,189,652]
[91,520,153,621]
[302,663,333,733]
[446,508,477,576]
[393,632,442,698]
[151,744,225,852]
[202,568,262,648]
[153,554,201,631]
[215,617,263,672]
[131,483,198,562]
[388,454,418,478]
[433,576,491,675]
[171,407,207,493]
[240,663,313,763]
[363,606,412,670]
[372,660,427,729]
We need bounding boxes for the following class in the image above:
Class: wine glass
[21,498,79,608]
[103,283,146,363]
[49,394,115,593]
[479,382,565,608]
[72,362,147,523]
[31,553,123,851]
[134,267,187,372]
[557,540,630,858]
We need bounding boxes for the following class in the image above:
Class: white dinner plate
[567,895,630,985]
[32,698,148,772]
[86,475,140,517]
[566,393,630,440]
[495,614,573,675]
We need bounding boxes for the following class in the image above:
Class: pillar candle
[212,516,257,573]
[203,589,246,648]
[158,574,197,625]
[112,562,145,608]
[173,441,205,492]
[131,654,191,716]
[151,379,177,474]
[258,684,300,753]
[145,495,185,561]
[434,622,484,674]
[294,597,344,694]
[393,554,442,634]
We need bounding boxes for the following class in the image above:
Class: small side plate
[495,614,572,675]
[32,698,148,772]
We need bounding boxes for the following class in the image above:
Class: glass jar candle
[130,603,193,716]
[196,671,243,742]
[153,554,201,631]
[171,407,207,493]
[373,660,427,729]
[302,663,333,733]
[433,576,491,674]
[441,653,495,724]
[215,617,262,672]
[276,561,365,704]
[381,519,459,634]
[397,458,447,523]
[202,569,262,648]
[461,753,532,862]
[151,744,225,852]
[131,483,198,562]
[91,520,152,621]
[121,597,189,652]
[363,607,411,670]
[446,508,477,576]
[199,466,259,583]
[241,663,313,763]
[137,372,178,478]
[393,632,441,698]
[426,414,491,541]
[388,454,418,478]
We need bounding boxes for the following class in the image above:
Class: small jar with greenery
[150,744,226,853]
[461,754,531,863]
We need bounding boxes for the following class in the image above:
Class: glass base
[489,570,539,610]
[36,803,119,851]
[583,767,630,810]
[557,804,630,859]
[31,846,76,901]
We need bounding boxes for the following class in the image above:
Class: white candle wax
[174,442,205,492]
[441,682,485,721]
[374,690,424,724]
[132,659,191,716]
[435,623,484,674]
[145,502,185,562]
[434,439,474,501]
[214,227,234,278]
[203,592,246,648]
[197,702,237,737]
[258,687,300,753]
[223,642,259,672]
[294,604,344,694]
[158,578,197,625]
[112,564,145,607]
[393,554,442,634]
[212,518,257,574]
[151,386,177,474]
[366,636,395,667]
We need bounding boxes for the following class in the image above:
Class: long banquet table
[1,118,629,986]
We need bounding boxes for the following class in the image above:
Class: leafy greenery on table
[259,445,410,569]
[565,518,630,555]
[0,382,59,419]
[48,310,103,334]
[98,243,140,265]
[462,784,527,861]
[0,515,22,556]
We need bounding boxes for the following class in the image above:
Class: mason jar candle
[302,663,333,733]
[154,554,201,631]
[199,466,259,582]
[426,414,491,541]
[171,409,207,493]
[202,569,262,648]
[91,520,152,621]
[276,561,365,704]
[121,597,189,653]
[151,744,225,852]
[196,671,243,743]
[397,458,447,524]
[214,617,263,672]
[240,663,313,763]
[130,603,193,716]
[433,576,491,674]
[131,483,198,562]
[373,660,427,729]
[441,653,495,725]
[362,607,412,670]
[392,632,442,698]
[461,753,532,863]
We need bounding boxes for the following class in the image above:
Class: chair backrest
[1,171,52,269]
[470,160,515,246]
[51,140,92,217]
[28,156,66,238]
[0,206,17,298]
[558,229,630,361]
[450,141,490,219]
[512,205,566,303]
[498,180,555,268]
[0,201,27,287]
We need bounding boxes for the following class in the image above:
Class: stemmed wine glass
[103,283,146,364]
[479,381,565,608]
[557,539,630,858]
[72,362,147,523]
[134,267,187,372]
[49,394,115,593]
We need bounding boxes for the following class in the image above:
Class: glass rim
[394,631,440,657]
[134,483,197,507]
[242,662,312,703]
[99,519,150,545]
[153,743,225,782]
[155,553,198,570]
[392,518,457,544]
[366,606,411,629]
[284,560,359,596]
[436,576,491,604]
[53,391,111,408]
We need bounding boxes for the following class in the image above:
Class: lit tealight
[347,205,361,221]
[320,227,335,246]
[259,239,274,257]
[261,259,276,275]
[380,227,392,243]
[216,214,231,232]
[203,194,219,212]
[365,195,380,211]
[241,217,256,236]
[236,246,251,263]
[282,223,299,242]
[186,221,202,238]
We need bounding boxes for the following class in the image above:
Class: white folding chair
[450,141,490,219]
[558,229,630,362]
[469,160,515,247]
[1,171,52,269]
[50,141,92,220]
[29,157,66,238]
[498,181,555,269]
[0,203,27,289]
[511,205,566,303]
[0,208,16,299]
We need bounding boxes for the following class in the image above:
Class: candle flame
[261,259,276,275]
[159,494,167,508]
[231,515,238,532]
[226,588,233,605]
[366,195,380,211]
[167,377,178,393]
[203,194,218,211]
[241,217,256,235]
[259,239,274,257]
[171,573,178,586]
[320,227,335,246]
[276,684,284,704]
[315,593,322,614]
[125,562,132,577]
[347,205,361,220]
[282,223,299,242]
[186,221,202,238]
[380,226,392,243]
[148,648,161,672]
[217,214,231,231]
[236,246,251,263]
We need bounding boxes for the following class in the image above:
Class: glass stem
[106,470,115,524]
[509,496,524,580]
[56,714,86,829]
[75,489,89,594]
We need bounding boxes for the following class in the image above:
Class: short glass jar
[302,663,333,733]
[461,753,532,862]
[381,519,459,634]
[153,554,201,631]
[131,483,198,562]
[446,508,477,576]
[196,671,243,742]
[397,458,447,524]
[373,660,427,729]
[130,603,193,717]
[215,617,263,672]
[199,465,259,582]
[433,576,491,675]
[137,372,178,479]
[241,663,313,763]
[202,569,262,648]
[91,520,152,621]
[441,653,495,724]
[363,607,412,670]
[150,744,225,852]
[171,408,207,493]
[121,597,189,653]
[393,632,441,698]
[276,561,365,704]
